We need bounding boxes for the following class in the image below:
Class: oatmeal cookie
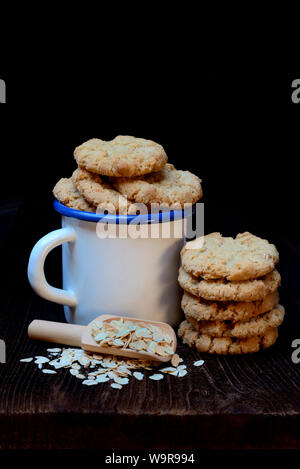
[178,267,281,301]
[74,135,167,177]
[181,232,279,281]
[181,290,279,322]
[178,320,279,354]
[72,168,140,215]
[186,304,285,338]
[53,178,95,212]
[111,163,202,208]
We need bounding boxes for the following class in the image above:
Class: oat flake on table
[20,346,205,389]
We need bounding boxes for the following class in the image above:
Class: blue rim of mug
[53,199,195,224]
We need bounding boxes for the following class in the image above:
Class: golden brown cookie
[110,163,202,208]
[178,320,279,354]
[181,232,279,281]
[186,304,285,338]
[72,168,141,215]
[182,290,279,322]
[74,135,168,177]
[53,178,95,212]
[178,267,281,301]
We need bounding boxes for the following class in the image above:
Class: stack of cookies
[178,232,285,354]
[53,136,202,213]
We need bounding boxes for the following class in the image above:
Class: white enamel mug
[28,200,193,326]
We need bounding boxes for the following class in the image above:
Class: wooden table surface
[0,203,300,449]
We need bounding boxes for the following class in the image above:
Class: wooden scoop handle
[28,320,86,347]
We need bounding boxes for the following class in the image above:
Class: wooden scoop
[28,314,177,362]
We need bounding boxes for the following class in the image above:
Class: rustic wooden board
[0,205,300,449]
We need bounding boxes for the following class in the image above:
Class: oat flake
[133,371,144,380]
[91,317,174,357]
[149,373,164,381]
[111,383,122,389]
[194,360,204,367]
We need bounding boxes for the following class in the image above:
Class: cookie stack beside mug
[178,232,285,354]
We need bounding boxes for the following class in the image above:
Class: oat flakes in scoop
[91,318,174,357]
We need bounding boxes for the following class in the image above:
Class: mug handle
[27,227,78,307]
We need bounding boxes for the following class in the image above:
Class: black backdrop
[1,67,299,328]
[0,68,299,244]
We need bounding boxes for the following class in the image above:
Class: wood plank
[0,205,300,448]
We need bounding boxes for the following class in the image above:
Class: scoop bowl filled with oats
[28,314,177,363]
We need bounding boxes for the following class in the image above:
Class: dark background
[0,68,299,326]
[0,69,299,241]
[1,61,300,450]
